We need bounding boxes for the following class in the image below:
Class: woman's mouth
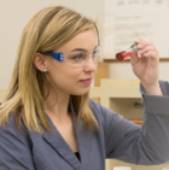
[79,78,92,86]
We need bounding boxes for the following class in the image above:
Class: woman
[0,6,169,170]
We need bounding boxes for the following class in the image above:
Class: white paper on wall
[102,0,169,59]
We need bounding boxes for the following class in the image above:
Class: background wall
[0,0,169,90]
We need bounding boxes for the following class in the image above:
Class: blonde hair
[0,6,99,132]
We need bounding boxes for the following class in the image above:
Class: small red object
[115,51,135,61]
[115,42,137,61]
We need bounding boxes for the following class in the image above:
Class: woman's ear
[34,53,48,72]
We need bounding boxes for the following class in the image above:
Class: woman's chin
[71,87,90,96]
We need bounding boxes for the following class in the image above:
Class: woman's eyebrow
[70,48,86,52]
[70,46,99,53]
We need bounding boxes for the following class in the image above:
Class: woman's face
[45,29,99,95]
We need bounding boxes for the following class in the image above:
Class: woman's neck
[44,89,70,119]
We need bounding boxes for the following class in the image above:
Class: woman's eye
[70,53,86,61]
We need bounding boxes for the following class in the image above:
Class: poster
[102,0,169,59]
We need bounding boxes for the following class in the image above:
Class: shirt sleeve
[90,82,169,165]
[0,118,35,170]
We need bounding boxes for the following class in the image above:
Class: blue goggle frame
[42,51,64,61]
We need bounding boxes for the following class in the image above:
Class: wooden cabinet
[107,159,169,170]
[90,79,169,170]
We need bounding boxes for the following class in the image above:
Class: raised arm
[131,39,162,96]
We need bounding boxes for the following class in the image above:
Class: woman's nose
[83,57,97,72]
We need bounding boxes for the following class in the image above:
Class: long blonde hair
[0,6,99,133]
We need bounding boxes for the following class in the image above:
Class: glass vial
[115,43,138,61]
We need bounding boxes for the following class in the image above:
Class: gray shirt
[1,81,169,170]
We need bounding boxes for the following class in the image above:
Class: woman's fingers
[135,40,159,59]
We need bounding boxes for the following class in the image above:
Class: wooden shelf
[103,57,169,63]
[90,79,169,170]
[90,79,141,108]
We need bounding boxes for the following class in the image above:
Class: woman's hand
[131,39,162,95]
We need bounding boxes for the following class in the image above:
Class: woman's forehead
[57,30,99,52]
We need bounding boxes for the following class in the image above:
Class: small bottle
[115,43,138,61]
